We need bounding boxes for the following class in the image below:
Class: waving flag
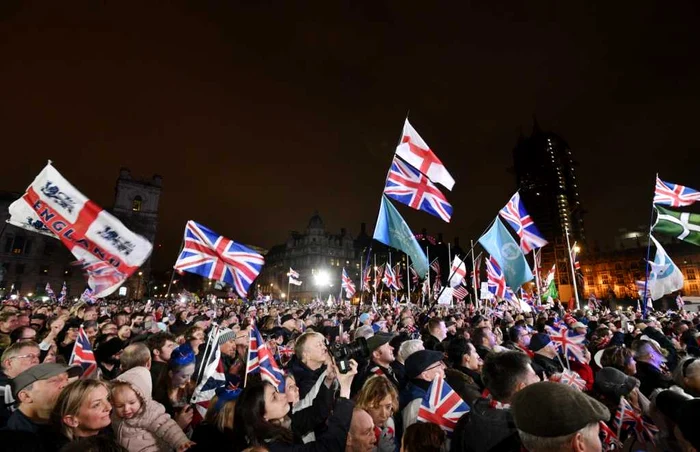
[479,218,534,290]
[417,374,470,433]
[342,268,356,298]
[599,421,622,451]
[486,256,506,298]
[499,192,548,254]
[614,397,658,445]
[393,264,405,290]
[382,263,400,290]
[430,258,441,277]
[654,177,700,207]
[58,281,67,303]
[449,255,467,288]
[384,157,453,223]
[174,221,265,298]
[362,266,372,292]
[69,326,97,378]
[549,327,586,363]
[45,283,56,301]
[287,268,302,286]
[373,196,429,278]
[395,119,455,191]
[247,326,285,392]
[191,327,226,422]
[551,369,587,391]
[453,285,468,301]
[374,265,385,290]
[409,265,420,287]
[7,162,153,297]
[653,205,700,247]
[471,253,482,289]
[643,235,684,301]
[80,287,97,303]
[677,294,685,310]
[77,259,125,297]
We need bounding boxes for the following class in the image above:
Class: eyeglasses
[425,361,444,372]
[10,353,40,361]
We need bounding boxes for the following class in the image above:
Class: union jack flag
[552,369,587,391]
[614,397,658,445]
[549,327,586,363]
[599,421,622,451]
[393,264,404,290]
[570,242,581,271]
[247,326,285,392]
[384,156,453,223]
[69,326,97,378]
[430,258,441,277]
[45,283,56,301]
[486,256,506,298]
[191,327,227,423]
[409,265,420,287]
[654,177,700,207]
[521,290,534,305]
[287,268,299,279]
[382,263,400,290]
[77,259,125,297]
[471,253,482,289]
[278,345,294,358]
[362,266,372,292]
[174,221,265,299]
[58,281,67,303]
[677,294,685,310]
[374,265,385,290]
[499,192,548,254]
[417,374,470,433]
[80,288,97,303]
[342,268,356,298]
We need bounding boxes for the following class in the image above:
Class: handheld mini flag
[191,327,227,422]
[247,326,285,392]
[45,283,56,301]
[342,268,356,298]
[69,326,97,378]
[417,374,470,433]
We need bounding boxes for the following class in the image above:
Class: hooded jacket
[112,366,189,452]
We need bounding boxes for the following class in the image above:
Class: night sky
[1,1,698,271]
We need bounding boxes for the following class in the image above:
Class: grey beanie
[218,328,235,345]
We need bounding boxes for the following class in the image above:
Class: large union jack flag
[614,397,658,445]
[362,266,372,292]
[174,221,265,298]
[499,192,548,254]
[409,265,420,287]
[384,156,453,223]
[342,268,356,298]
[486,256,506,298]
[393,264,405,290]
[654,177,700,207]
[417,374,470,433]
[69,326,97,378]
[247,326,285,392]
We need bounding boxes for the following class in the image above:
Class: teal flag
[373,195,429,278]
[478,217,533,289]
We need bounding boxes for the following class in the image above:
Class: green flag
[541,279,558,301]
[653,205,700,246]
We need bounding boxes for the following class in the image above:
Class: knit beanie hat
[218,328,235,345]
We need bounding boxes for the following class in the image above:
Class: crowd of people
[0,294,699,452]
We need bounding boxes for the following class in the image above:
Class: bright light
[10,294,17,300]
[574,246,581,253]
[27,292,33,297]
[281,292,286,299]
[42,296,49,302]
[138,272,143,276]
[314,270,330,287]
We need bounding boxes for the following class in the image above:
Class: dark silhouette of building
[513,118,584,286]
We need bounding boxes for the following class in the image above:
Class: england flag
[395,119,455,191]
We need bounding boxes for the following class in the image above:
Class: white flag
[395,119,455,191]
[449,255,467,287]
[288,276,302,286]
[437,287,453,305]
[8,162,153,297]
[647,235,684,301]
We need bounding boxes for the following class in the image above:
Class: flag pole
[388,251,393,305]
[426,246,431,305]
[641,173,658,319]
[533,249,542,306]
[565,226,580,311]
[406,253,411,304]
[373,254,378,303]
[166,238,185,300]
[470,240,478,310]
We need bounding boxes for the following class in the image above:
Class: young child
[111,366,195,452]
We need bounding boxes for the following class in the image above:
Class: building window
[3,236,13,253]
[132,196,143,212]
[690,284,699,295]
[601,273,610,285]
[687,269,696,280]
[43,242,56,256]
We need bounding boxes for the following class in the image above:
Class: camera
[329,337,369,374]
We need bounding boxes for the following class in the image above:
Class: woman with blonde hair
[356,375,399,452]
[52,379,112,443]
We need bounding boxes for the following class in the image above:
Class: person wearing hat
[512,381,610,452]
[6,363,83,434]
[356,333,399,394]
[655,390,700,452]
[529,333,563,379]
[451,351,539,452]
[359,313,372,327]
[399,349,445,430]
[94,336,126,381]
[571,322,588,336]
[280,314,298,342]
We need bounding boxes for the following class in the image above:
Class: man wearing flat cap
[512,381,610,451]
[399,349,446,430]
[356,333,399,393]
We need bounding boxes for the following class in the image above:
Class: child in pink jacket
[111,366,195,452]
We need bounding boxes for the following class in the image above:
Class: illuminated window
[132,196,143,212]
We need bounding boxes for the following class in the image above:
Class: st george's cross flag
[395,119,455,191]
[8,163,153,297]
[499,192,548,254]
[449,255,467,287]
[174,221,265,299]
[341,268,356,298]
[417,373,470,433]
[69,326,97,378]
[653,177,700,207]
[384,156,453,222]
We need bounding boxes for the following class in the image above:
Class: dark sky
[1,1,698,271]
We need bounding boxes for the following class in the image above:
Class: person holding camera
[355,333,399,395]
[233,359,359,451]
